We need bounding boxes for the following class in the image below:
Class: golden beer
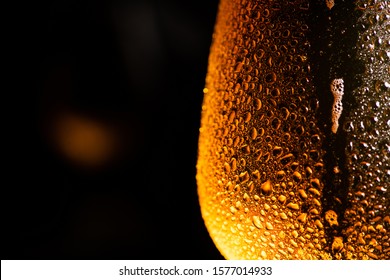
[197,0,389,259]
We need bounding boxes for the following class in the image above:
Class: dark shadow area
[307,0,364,256]
[4,0,223,260]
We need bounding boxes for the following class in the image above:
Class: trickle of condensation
[330,78,344,134]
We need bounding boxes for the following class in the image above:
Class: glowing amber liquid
[197,0,389,259]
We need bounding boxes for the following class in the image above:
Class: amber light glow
[51,113,118,168]
[197,0,389,260]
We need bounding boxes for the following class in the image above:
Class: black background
[4,0,223,259]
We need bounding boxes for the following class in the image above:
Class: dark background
[4,0,223,259]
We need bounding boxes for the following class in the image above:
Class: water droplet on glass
[287,202,300,210]
[325,210,339,226]
[332,237,344,252]
[297,213,307,223]
[266,222,274,230]
[261,180,273,195]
